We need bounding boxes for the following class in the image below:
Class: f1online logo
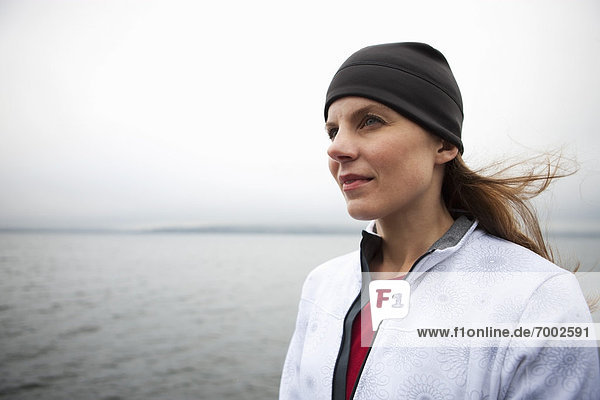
[368,280,411,330]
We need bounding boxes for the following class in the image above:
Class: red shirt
[345,301,374,400]
[346,275,404,400]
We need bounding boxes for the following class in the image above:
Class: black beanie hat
[324,42,464,153]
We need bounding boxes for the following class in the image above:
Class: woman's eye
[327,128,338,140]
[363,115,383,128]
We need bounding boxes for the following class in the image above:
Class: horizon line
[0,225,599,238]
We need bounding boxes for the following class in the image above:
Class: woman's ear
[435,140,458,164]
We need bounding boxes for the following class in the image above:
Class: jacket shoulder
[301,250,360,302]
[460,229,567,274]
[445,229,590,323]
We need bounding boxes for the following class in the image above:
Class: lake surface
[0,232,598,399]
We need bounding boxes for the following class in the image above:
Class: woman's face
[326,97,454,221]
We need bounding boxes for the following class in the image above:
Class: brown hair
[442,153,598,310]
[442,152,569,261]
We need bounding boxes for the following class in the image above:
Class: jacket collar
[360,215,478,276]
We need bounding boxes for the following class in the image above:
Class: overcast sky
[0,0,599,231]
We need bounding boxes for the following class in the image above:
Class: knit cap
[324,42,464,153]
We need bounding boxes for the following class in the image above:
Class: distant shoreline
[1,226,599,238]
[0,226,359,235]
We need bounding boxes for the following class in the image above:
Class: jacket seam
[507,270,570,348]
[300,298,351,320]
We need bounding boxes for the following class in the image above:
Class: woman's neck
[371,202,454,274]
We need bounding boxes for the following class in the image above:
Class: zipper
[347,249,435,400]
[332,292,362,400]
[347,311,379,400]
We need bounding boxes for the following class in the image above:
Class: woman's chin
[346,203,380,221]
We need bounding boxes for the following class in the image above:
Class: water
[0,232,360,400]
[0,232,597,399]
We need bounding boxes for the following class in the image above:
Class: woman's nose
[327,128,358,163]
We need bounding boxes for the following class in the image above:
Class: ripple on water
[58,325,101,339]
[3,344,58,363]
[0,381,50,397]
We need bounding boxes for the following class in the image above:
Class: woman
[280,43,599,399]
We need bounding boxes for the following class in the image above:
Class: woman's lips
[340,174,373,191]
[343,179,372,191]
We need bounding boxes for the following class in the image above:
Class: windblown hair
[442,152,572,265]
[441,151,600,311]
[442,153,600,312]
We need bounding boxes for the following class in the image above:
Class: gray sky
[0,0,599,231]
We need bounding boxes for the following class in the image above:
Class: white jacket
[280,218,599,399]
